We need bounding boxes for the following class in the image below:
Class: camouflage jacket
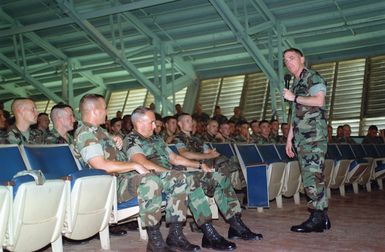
[0,129,9,144]
[123,130,173,169]
[73,121,127,167]
[7,125,45,145]
[233,134,253,143]
[45,128,73,144]
[254,134,277,144]
[291,68,328,146]
[173,131,208,153]
[201,132,221,143]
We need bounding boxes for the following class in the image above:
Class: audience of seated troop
[1,97,384,251]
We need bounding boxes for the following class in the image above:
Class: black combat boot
[201,222,236,251]
[166,222,200,251]
[323,208,331,230]
[290,209,324,233]
[146,222,175,252]
[227,214,263,240]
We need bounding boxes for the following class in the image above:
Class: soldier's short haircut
[79,94,104,113]
[11,97,33,114]
[177,112,191,122]
[283,48,304,57]
[110,117,122,127]
[259,119,269,126]
[250,119,259,126]
[50,103,73,123]
[37,112,49,118]
[131,106,151,124]
[162,116,176,124]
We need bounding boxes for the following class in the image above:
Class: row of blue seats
[0,144,146,252]
[203,142,385,211]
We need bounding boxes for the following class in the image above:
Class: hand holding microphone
[283,74,292,102]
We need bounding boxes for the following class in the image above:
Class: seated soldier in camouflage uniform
[254,120,277,144]
[278,123,289,144]
[73,94,198,252]
[45,103,76,144]
[7,98,45,145]
[161,116,178,144]
[123,107,262,251]
[249,120,260,143]
[31,112,51,139]
[201,119,225,143]
[233,121,252,143]
[218,121,236,143]
[175,113,246,191]
[0,109,8,144]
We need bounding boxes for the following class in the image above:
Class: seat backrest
[234,144,263,166]
[168,144,179,154]
[350,144,366,159]
[275,144,296,162]
[326,144,342,160]
[256,144,281,163]
[0,145,28,182]
[375,144,385,158]
[210,143,235,159]
[362,144,380,158]
[336,144,356,160]
[22,144,79,177]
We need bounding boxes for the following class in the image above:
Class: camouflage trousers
[208,155,246,190]
[296,140,328,210]
[185,170,241,226]
[117,171,188,227]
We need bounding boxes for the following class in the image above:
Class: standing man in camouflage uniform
[73,94,197,252]
[124,107,261,251]
[7,98,45,144]
[283,48,330,233]
[45,103,76,144]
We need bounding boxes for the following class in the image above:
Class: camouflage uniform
[233,134,252,143]
[201,132,220,143]
[45,128,74,144]
[291,68,328,210]
[73,121,187,227]
[254,134,277,144]
[174,131,246,190]
[0,129,9,144]
[7,125,45,144]
[250,133,259,143]
[124,131,241,226]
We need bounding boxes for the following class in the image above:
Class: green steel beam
[0,8,106,92]
[55,0,177,109]
[122,12,196,79]
[0,0,178,38]
[209,0,278,81]
[0,53,64,103]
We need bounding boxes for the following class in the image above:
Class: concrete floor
[41,184,385,252]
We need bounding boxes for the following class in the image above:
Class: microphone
[284,74,292,89]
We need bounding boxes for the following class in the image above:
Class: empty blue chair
[351,144,373,192]
[0,186,10,252]
[275,144,302,205]
[337,144,368,194]
[327,144,351,196]
[256,144,286,208]
[0,145,66,252]
[233,144,268,211]
[373,144,385,190]
[21,144,115,249]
